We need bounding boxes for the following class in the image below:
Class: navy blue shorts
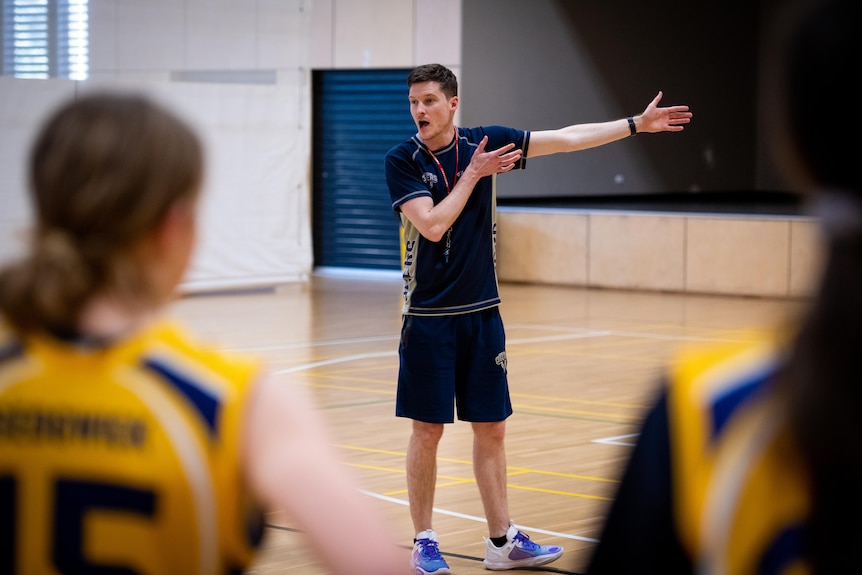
[395,307,512,424]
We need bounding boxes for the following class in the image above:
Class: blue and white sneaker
[483,522,564,570]
[411,530,451,575]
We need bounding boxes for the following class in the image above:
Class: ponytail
[0,230,94,332]
[0,93,203,335]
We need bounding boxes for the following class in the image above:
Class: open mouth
[418,120,430,129]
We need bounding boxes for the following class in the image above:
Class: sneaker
[483,522,564,570]
[411,530,451,575]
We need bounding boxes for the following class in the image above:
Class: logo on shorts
[495,351,507,374]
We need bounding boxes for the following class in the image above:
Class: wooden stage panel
[170,275,803,574]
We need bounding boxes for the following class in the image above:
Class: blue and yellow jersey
[0,318,266,575]
[669,337,810,575]
[588,334,812,575]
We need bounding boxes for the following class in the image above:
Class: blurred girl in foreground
[0,93,404,574]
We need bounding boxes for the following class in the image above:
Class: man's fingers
[490,142,516,155]
[475,135,489,153]
[470,139,521,175]
[498,151,522,163]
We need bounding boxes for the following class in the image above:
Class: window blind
[1,0,87,80]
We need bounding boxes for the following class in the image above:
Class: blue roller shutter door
[312,69,415,271]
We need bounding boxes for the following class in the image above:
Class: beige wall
[89,0,462,77]
[32,1,813,298]
[497,208,822,298]
[0,0,466,291]
[309,0,461,70]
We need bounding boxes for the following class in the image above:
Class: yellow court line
[506,347,663,366]
[383,477,475,497]
[512,402,642,421]
[508,332,671,352]
[348,463,406,474]
[301,379,644,417]
[346,462,613,501]
[383,481,609,501]
[299,382,395,395]
[297,383,643,420]
[305,389,641,423]
[339,447,475,468]
[295,375,643,412]
[505,466,617,484]
[339,445,617,483]
[504,470,532,478]
[509,392,643,409]
[437,478,476,488]
[338,445,405,457]
[285,356,648,412]
[386,474,475,490]
[302,366,397,378]
[507,483,612,501]
[346,462,595,485]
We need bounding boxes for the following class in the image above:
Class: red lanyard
[424,127,458,263]
[426,127,459,194]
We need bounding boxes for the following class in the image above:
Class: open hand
[638,91,692,133]
[466,136,523,177]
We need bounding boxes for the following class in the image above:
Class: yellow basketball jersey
[0,318,265,574]
[668,337,812,575]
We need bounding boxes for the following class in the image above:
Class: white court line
[507,323,758,344]
[604,329,756,344]
[263,328,610,545]
[235,321,752,356]
[508,330,612,345]
[593,433,640,446]
[225,334,399,353]
[361,490,599,544]
[269,330,615,375]
[507,323,609,334]
[272,351,396,375]
[235,327,614,354]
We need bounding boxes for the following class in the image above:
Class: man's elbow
[422,225,446,243]
[404,209,446,241]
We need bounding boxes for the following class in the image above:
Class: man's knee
[412,420,445,445]
[472,420,506,444]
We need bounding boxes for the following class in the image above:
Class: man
[384,63,691,574]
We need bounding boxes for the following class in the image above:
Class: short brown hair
[407,64,458,99]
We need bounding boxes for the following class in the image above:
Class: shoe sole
[411,560,451,575]
[483,549,563,571]
[413,566,451,575]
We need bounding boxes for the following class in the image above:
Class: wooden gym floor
[171,274,804,574]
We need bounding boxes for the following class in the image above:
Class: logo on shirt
[495,351,508,374]
[421,172,438,187]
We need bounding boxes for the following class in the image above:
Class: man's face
[408,81,457,147]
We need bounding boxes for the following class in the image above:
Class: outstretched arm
[528,91,692,158]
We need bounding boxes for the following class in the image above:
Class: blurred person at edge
[586,1,861,573]
[0,92,405,574]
